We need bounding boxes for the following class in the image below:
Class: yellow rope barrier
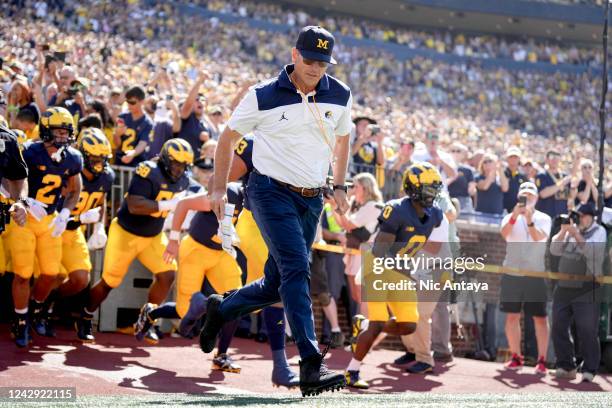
[311,242,612,284]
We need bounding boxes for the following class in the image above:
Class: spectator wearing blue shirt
[475,153,509,216]
[143,95,181,158]
[177,72,211,157]
[350,115,384,175]
[535,150,571,219]
[113,86,153,167]
[448,142,476,213]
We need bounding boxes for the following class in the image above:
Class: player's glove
[87,222,107,250]
[24,198,48,221]
[79,207,102,224]
[50,208,70,237]
[157,192,186,213]
[218,203,237,258]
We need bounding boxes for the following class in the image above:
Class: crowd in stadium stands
[199,0,604,67]
[530,0,607,6]
[1,0,612,384]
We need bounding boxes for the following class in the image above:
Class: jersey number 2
[36,174,62,205]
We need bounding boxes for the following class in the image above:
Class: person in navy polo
[535,150,571,219]
[200,26,352,396]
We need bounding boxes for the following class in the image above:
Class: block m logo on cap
[316,39,329,50]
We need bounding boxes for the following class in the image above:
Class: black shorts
[499,274,548,317]
[310,250,345,299]
[311,249,329,295]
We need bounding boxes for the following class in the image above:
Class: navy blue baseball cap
[576,202,596,216]
[296,26,337,65]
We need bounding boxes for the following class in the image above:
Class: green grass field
[4,392,612,408]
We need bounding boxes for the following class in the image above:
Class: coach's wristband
[509,217,517,225]
[168,230,181,241]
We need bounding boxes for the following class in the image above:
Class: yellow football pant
[175,235,242,318]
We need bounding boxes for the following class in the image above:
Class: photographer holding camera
[499,181,551,373]
[351,115,385,176]
[549,202,607,382]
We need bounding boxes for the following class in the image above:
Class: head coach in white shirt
[200,26,352,396]
[499,181,551,373]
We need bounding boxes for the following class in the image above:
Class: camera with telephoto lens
[560,210,580,225]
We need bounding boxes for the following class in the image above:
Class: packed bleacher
[2,0,611,170]
[199,0,604,67]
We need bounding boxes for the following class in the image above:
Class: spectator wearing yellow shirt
[12,109,39,140]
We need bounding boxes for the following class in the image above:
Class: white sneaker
[581,372,595,383]
[554,367,577,380]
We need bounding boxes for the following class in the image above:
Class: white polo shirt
[227,64,353,188]
[502,210,551,273]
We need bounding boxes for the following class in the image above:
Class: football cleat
[134,303,158,343]
[32,313,56,338]
[212,353,241,373]
[75,317,95,343]
[199,294,224,354]
[345,370,369,389]
[299,346,346,397]
[12,317,31,348]
[350,314,367,353]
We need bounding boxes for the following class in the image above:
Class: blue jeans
[219,171,323,359]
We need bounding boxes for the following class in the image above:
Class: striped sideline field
[2,392,612,407]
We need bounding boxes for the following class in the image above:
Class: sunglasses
[126,99,138,105]
[450,149,462,153]
[483,160,493,164]
[301,56,327,68]
[582,165,592,170]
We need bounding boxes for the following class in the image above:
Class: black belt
[253,169,322,198]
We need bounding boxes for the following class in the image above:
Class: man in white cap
[499,181,551,375]
[503,146,528,214]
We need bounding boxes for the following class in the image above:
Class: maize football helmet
[402,162,442,208]
[159,138,194,182]
[78,128,112,174]
[39,107,75,148]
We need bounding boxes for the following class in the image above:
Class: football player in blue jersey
[77,138,192,343]
[344,162,448,388]
[135,180,244,373]
[35,128,115,338]
[7,107,83,347]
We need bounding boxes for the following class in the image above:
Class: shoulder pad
[135,161,156,179]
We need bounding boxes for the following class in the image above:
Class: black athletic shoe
[394,352,416,365]
[32,311,55,338]
[329,331,345,349]
[299,346,346,397]
[12,317,31,348]
[198,294,224,353]
[75,317,95,343]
